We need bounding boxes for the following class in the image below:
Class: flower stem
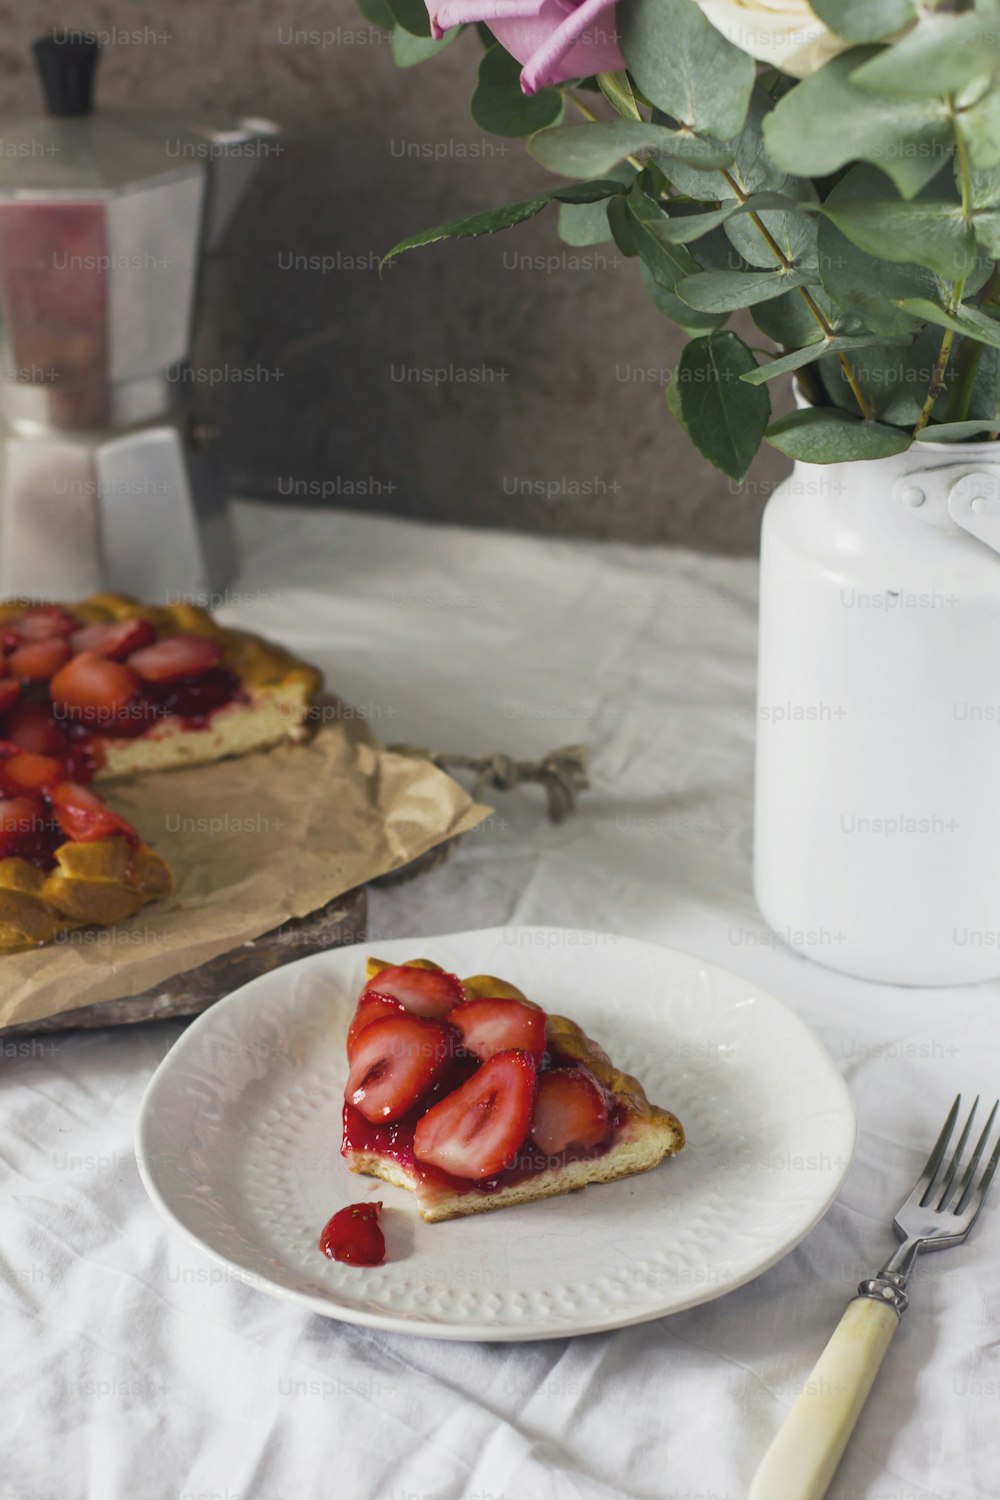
[945,338,984,422]
[569,93,599,123]
[913,105,972,438]
[913,329,957,437]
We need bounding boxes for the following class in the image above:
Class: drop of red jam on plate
[319,1201,386,1266]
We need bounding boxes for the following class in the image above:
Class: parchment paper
[0,710,490,1029]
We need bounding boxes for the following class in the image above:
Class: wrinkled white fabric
[3,503,997,1500]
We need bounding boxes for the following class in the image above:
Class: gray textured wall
[0,0,791,551]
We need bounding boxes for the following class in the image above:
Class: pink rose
[426,0,625,94]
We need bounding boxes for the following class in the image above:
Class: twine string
[375,742,589,886]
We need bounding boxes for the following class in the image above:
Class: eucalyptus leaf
[959,87,1000,170]
[973,209,1000,257]
[639,262,728,334]
[558,164,634,246]
[356,0,395,26]
[651,203,740,245]
[695,225,753,274]
[816,165,938,336]
[816,199,976,282]
[608,194,636,256]
[651,192,798,245]
[816,324,946,424]
[740,334,909,385]
[751,286,842,346]
[657,89,785,201]
[724,91,789,199]
[766,408,911,462]
[383,181,624,265]
[895,298,1000,351]
[625,187,701,288]
[471,46,563,135]
[919,419,1000,440]
[676,331,771,480]
[968,164,1000,211]
[392,26,456,64]
[763,49,953,199]
[676,267,816,312]
[618,0,754,142]
[810,0,916,43]
[528,121,732,178]
[557,199,613,247]
[723,181,818,270]
[552,181,631,204]
[384,0,431,36]
[963,345,1000,422]
[597,71,642,122]
[850,13,1000,98]
[664,363,685,424]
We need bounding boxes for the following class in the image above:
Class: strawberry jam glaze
[0,804,65,870]
[0,669,245,779]
[319,1202,386,1266]
[342,1045,627,1199]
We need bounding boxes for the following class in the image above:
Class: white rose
[695,0,850,78]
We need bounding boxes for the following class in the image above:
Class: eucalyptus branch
[719,169,875,421]
[914,329,957,437]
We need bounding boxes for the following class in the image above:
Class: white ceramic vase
[754,441,1000,986]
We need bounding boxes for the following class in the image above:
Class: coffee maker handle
[201,117,281,250]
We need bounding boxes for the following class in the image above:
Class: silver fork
[749,1094,1000,1500]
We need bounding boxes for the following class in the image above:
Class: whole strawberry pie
[342,957,685,1222]
[0,593,321,950]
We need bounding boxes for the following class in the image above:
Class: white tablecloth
[4,503,998,1500]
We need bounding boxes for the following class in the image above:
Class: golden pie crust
[0,835,173,949]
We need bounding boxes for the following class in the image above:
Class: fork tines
[914,1093,1000,1222]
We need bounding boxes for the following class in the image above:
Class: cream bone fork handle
[749,1094,1000,1500]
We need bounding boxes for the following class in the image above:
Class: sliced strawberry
[347,991,408,1058]
[71,618,156,660]
[447,997,546,1063]
[2,700,69,757]
[413,1049,536,1180]
[530,1067,610,1158]
[48,781,138,845]
[362,964,465,1019]
[4,605,78,643]
[345,1014,451,1123]
[0,679,21,715]
[8,637,72,681]
[0,793,48,858]
[0,749,66,794]
[49,652,140,722]
[127,633,223,682]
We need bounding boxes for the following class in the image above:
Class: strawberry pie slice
[342,957,685,1222]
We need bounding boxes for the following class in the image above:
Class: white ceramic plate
[135,926,856,1342]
